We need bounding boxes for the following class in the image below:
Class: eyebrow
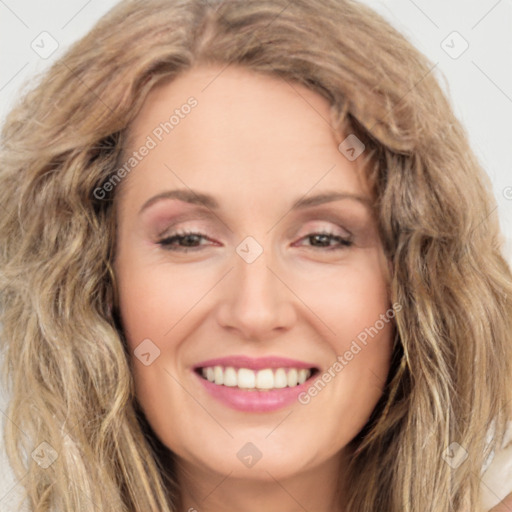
[138,189,372,215]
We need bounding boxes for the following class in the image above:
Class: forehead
[117,64,371,208]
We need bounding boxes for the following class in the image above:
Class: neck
[174,451,348,512]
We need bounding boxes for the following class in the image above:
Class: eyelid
[145,209,221,238]
[286,218,353,242]
[156,219,217,239]
[157,226,355,254]
[155,214,356,242]
[296,219,351,235]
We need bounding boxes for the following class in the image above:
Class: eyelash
[157,229,353,252]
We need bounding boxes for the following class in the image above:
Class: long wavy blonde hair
[1,0,511,510]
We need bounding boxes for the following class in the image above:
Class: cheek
[295,250,394,426]
[296,249,392,348]
[115,261,195,443]
[114,251,208,419]
[115,253,199,346]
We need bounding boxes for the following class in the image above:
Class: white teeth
[214,365,223,385]
[223,367,237,387]
[274,368,288,388]
[256,369,274,389]
[298,369,308,385]
[199,366,312,390]
[238,368,256,388]
[287,368,298,387]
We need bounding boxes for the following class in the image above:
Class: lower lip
[194,371,315,412]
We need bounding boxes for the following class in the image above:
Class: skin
[113,64,395,512]
[490,493,512,511]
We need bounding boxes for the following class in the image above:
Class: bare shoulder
[488,492,512,511]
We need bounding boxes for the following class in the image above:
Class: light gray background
[0,0,511,509]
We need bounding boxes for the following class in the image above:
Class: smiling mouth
[195,366,319,391]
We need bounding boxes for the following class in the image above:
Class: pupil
[183,234,199,246]
[313,234,329,246]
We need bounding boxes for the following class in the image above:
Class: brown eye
[297,231,353,250]
[158,230,210,252]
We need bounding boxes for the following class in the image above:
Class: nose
[215,245,296,341]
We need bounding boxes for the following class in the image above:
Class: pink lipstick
[192,356,319,412]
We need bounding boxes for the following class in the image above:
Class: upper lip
[193,355,318,371]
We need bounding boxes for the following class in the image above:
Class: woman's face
[114,64,394,484]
